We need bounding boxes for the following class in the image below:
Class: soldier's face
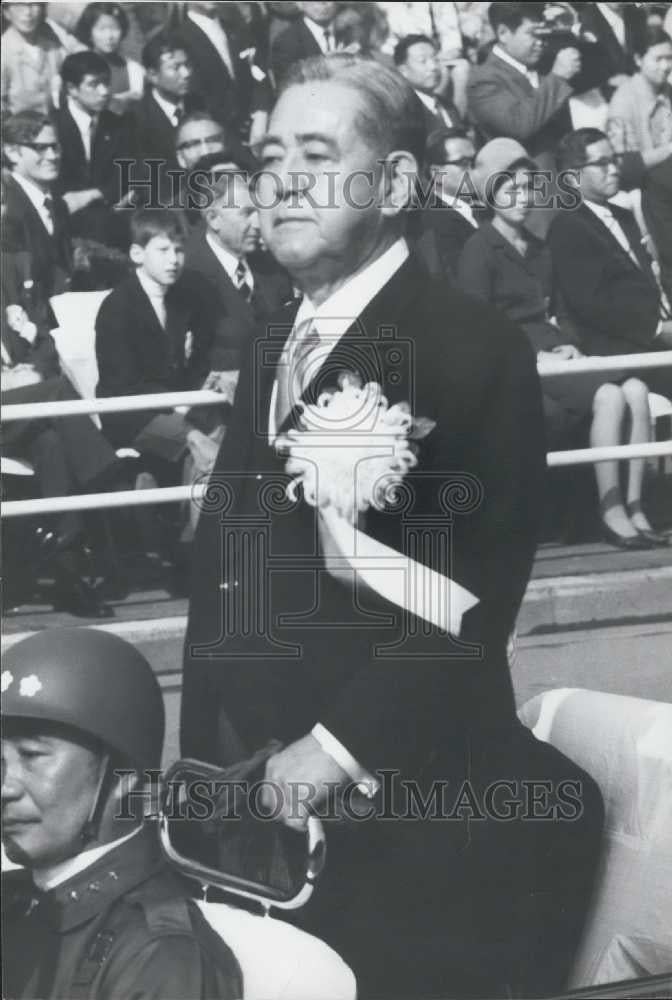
[256,81,385,283]
[2,722,103,869]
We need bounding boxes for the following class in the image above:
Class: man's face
[149,49,193,100]
[576,138,620,203]
[302,2,337,25]
[90,13,123,55]
[399,42,441,94]
[8,124,61,187]
[431,137,476,199]
[256,81,385,280]
[638,41,672,89]
[134,234,185,286]
[498,19,544,67]
[4,2,43,36]
[207,176,260,256]
[68,73,111,115]
[176,119,227,169]
[2,723,103,869]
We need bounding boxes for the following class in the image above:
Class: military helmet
[1,628,164,770]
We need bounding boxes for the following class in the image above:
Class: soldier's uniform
[2,825,242,1000]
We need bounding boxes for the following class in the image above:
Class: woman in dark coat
[457,140,664,549]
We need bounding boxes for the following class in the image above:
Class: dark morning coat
[269,17,322,87]
[181,254,603,995]
[94,272,213,447]
[182,231,292,371]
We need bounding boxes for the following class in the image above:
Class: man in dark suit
[95,208,214,465]
[467,2,581,170]
[182,56,603,999]
[183,167,291,372]
[175,2,271,142]
[415,126,480,278]
[2,111,72,301]
[549,128,672,398]
[55,51,134,247]
[128,33,206,207]
[270,0,337,87]
[394,34,462,133]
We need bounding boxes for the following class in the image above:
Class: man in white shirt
[271,1,338,87]
[184,54,604,999]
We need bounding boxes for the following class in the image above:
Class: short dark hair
[556,128,608,172]
[393,33,437,66]
[61,51,111,89]
[3,111,55,148]
[632,23,672,58]
[426,127,471,164]
[130,208,188,248]
[75,3,129,48]
[142,32,190,72]
[282,54,427,167]
[488,2,545,33]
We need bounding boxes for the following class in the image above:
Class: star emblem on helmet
[19,675,43,697]
[1,670,14,692]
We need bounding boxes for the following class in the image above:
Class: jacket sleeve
[98,933,243,1000]
[467,68,573,142]
[457,233,493,301]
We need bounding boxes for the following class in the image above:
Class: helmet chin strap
[81,752,111,846]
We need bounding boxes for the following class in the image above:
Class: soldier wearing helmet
[1,627,242,1000]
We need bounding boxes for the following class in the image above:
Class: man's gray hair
[281,54,427,167]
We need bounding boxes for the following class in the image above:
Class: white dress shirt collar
[303,15,334,54]
[67,97,96,161]
[151,87,183,127]
[188,9,235,78]
[33,826,142,892]
[492,44,539,88]
[441,194,479,228]
[414,88,454,126]
[11,171,54,235]
[205,232,254,290]
[597,3,626,47]
[268,238,409,441]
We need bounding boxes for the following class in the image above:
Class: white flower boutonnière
[275,374,478,636]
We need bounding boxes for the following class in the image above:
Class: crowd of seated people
[1,0,671,618]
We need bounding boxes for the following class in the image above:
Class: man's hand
[551,47,582,81]
[552,344,582,359]
[262,734,349,831]
[656,320,672,348]
[63,188,104,214]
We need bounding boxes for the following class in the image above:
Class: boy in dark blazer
[95,208,215,465]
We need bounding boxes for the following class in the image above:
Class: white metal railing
[2,353,670,518]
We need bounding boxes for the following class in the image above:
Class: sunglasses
[580,157,618,171]
[437,156,475,169]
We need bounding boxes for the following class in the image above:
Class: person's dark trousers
[2,375,118,538]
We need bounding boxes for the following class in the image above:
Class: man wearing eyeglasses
[417,126,480,279]
[2,110,72,299]
[549,127,672,396]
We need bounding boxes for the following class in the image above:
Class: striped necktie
[234,259,253,303]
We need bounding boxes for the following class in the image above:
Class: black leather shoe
[600,523,654,550]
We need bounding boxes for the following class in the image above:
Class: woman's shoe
[600,523,653,550]
[635,528,670,547]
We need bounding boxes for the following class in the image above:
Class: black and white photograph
[1,2,671,998]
